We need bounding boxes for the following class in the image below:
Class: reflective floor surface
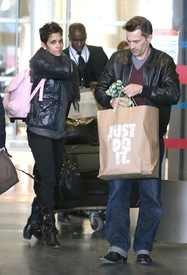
[1,142,187,275]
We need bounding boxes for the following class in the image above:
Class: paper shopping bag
[97,106,159,180]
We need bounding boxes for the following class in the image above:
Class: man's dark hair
[123,16,153,38]
[39,22,63,43]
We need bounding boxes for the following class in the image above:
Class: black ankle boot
[44,233,61,248]
[23,198,43,240]
[42,207,61,249]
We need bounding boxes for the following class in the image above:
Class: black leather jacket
[26,48,80,137]
[94,45,180,138]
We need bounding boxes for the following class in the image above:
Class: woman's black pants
[27,130,64,208]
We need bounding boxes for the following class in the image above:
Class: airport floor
[1,140,187,275]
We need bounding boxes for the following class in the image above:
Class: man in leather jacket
[94,16,180,265]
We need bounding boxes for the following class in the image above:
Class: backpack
[3,68,46,122]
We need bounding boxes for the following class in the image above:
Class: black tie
[77,52,85,69]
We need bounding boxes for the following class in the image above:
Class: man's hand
[110,97,132,108]
[123,84,143,97]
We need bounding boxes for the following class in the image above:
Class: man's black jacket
[64,45,108,87]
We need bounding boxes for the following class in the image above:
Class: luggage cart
[55,90,139,232]
[54,144,140,232]
[54,143,107,232]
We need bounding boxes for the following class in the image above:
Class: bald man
[64,23,108,88]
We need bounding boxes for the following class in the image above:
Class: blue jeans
[105,139,164,257]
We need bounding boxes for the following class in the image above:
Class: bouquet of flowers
[105,80,133,107]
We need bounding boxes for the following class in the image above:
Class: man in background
[63,23,108,88]
[117,40,129,50]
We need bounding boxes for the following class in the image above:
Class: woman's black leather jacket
[94,45,180,138]
[26,48,80,133]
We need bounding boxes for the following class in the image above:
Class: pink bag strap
[29,78,46,102]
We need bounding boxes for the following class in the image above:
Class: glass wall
[0,0,31,136]
[0,0,175,94]
[0,0,186,180]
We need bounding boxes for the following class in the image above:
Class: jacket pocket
[29,100,58,129]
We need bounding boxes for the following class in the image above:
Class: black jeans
[27,129,64,208]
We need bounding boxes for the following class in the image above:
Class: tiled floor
[1,141,187,275]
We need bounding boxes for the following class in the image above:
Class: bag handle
[16,167,42,184]
[118,83,137,107]
[113,89,135,112]
[29,78,46,102]
[63,147,70,162]
[118,88,136,106]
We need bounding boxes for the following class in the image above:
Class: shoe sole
[23,233,32,240]
[23,231,43,240]
[137,260,151,265]
[100,257,125,264]
[45,241,61,249]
